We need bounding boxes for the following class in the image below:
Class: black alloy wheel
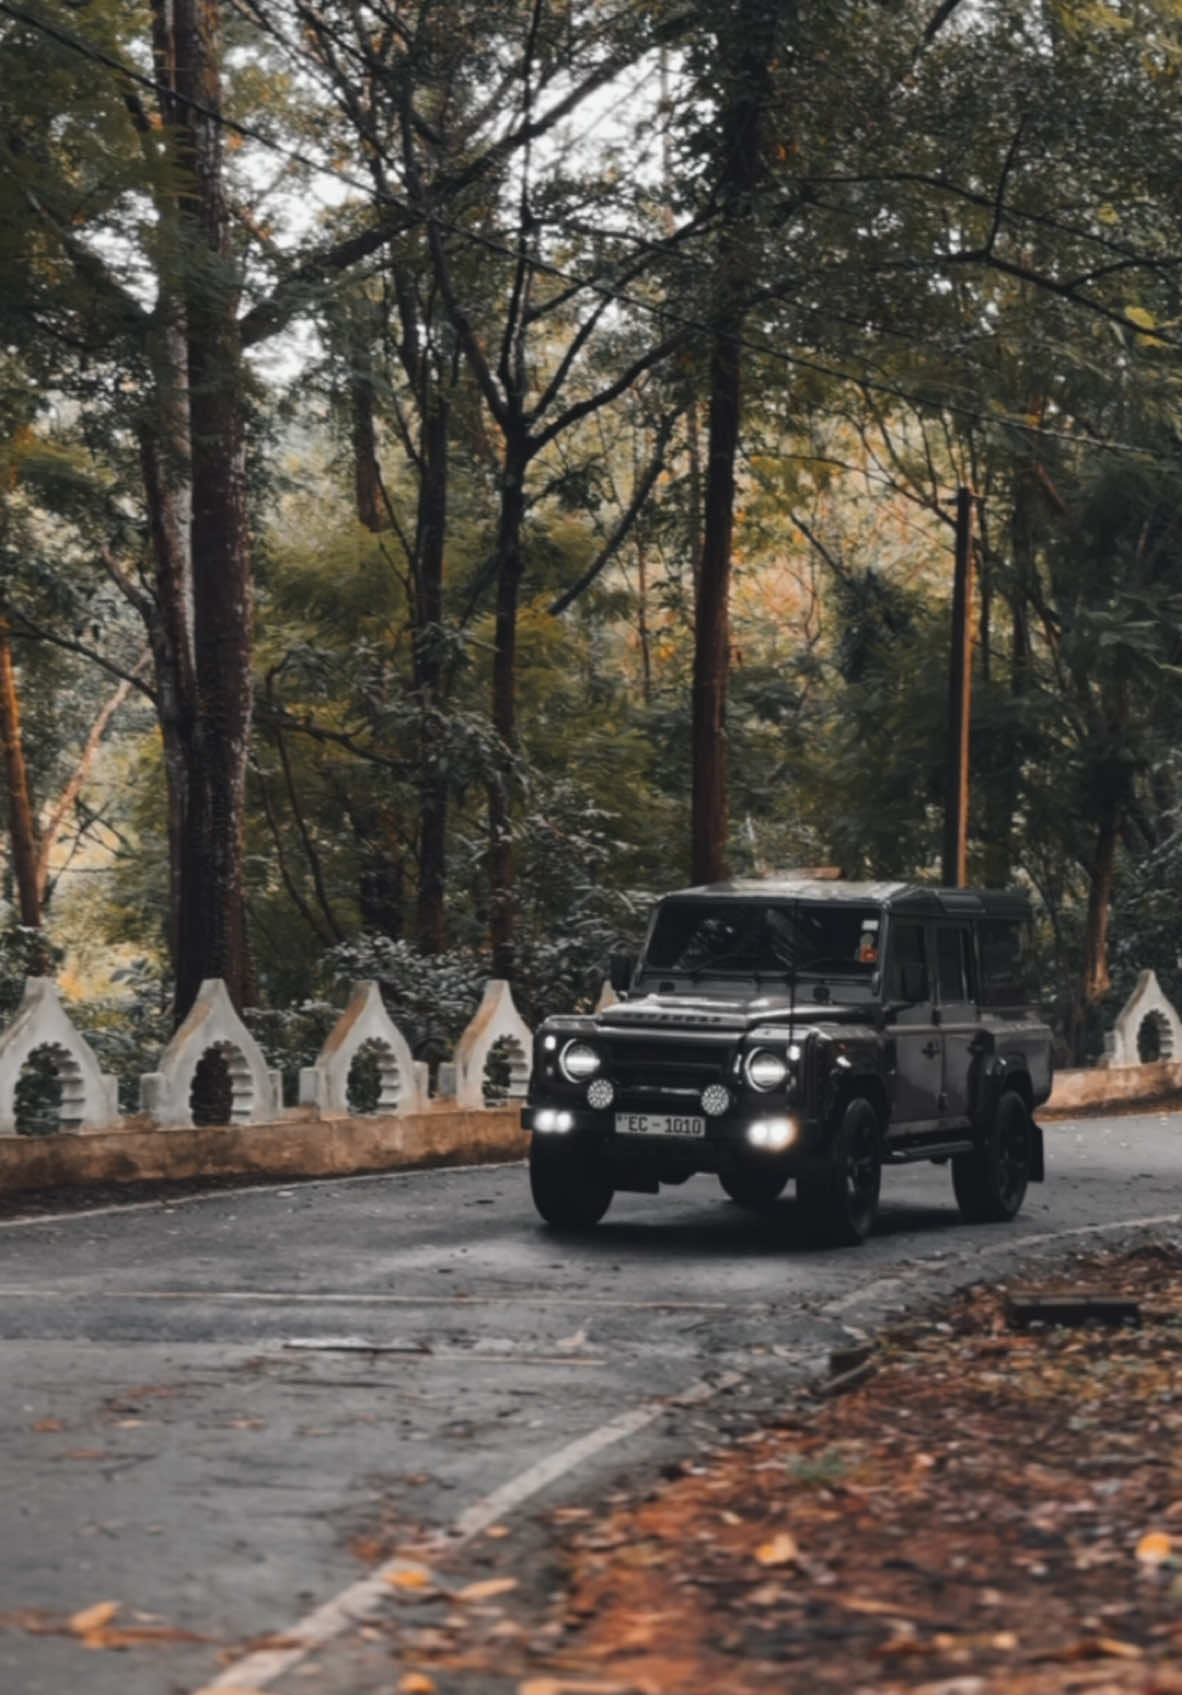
[528,1134,614,1230]
[798,1096,882,1246]
[952,1089,1032,1223]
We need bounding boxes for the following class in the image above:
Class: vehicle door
[934,922,979,1126]
[883,919,942,1133]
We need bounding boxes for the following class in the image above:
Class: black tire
[952,1089,1032,1223]
[529,1135,614,1230]
[797,1097,882,1246]
[719,1166,790,1210]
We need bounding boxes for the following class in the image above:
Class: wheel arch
[828,1074,889,1139]
[978,1063,1044,1183]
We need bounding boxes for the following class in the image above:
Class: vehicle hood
[595,991,859,1033]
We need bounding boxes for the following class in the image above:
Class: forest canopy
[2,0,1182,1082]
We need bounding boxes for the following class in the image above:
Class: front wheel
[952,1089,1031,1223]
[797,1097,882,1246]
[529,1135,614,1231]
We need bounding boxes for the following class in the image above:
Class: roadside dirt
[380,1239,1182,1695]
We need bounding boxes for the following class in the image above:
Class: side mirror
[609,951,637,993]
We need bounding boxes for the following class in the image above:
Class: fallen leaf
[68,1601,120,1636]
[386,1567,433,1591]
[398,1675,438,1694]
[32,1418,63,1432]
[457,1577,519,1602]
[79,1623,211,1649]
[747,1581,787,1606]
[192,1688,274,1695]
[517,1681,637,1695]
[1137,1531,1173,1566]
[1096,1637,1144,1659]
[754,1532,799,1567]
[485,1525,511,1539]
[841,1596,912,1618]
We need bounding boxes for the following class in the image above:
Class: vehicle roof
[662,878,1031,917]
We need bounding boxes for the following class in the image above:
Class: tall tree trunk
[171,0,254,1020]
[692,325,741,883]
[0,619,42,937]
[690,0,782,884]
[1083,801,1120,1006]
[489,437,528,981]
[351,330,391,534]
[414,393,450,955]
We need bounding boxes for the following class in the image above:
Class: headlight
[745,1048,789,1091]
[560,1041,601,1083]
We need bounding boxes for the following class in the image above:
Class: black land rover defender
[523,879,1053,1245]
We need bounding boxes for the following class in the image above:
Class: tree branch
[549,409,681,615]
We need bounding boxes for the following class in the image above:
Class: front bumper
[521,1102,820,1164]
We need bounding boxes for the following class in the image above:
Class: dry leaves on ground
[374,1241,1182,1695]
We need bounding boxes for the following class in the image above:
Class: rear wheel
[797,1097,881,1246]
[529,1135,614,1230]
[719,1166,789,1210]
[953,1089,1031,1223]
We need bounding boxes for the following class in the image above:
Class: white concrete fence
[0,975,533,1135]
[2,966,1182,1138]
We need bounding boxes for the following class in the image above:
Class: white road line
[0,1286,758,1312]
[198,1369,744,1693]
[0,1159,523,1231]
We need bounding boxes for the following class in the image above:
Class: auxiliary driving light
[747,1116,797,1152]
[535,1109,575,1132]
[586,1077,615,1110]
[701,1083,732,1118]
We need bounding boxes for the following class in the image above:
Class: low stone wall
[3,1068,1180,1200]
[0,1103,529,1196]
[1043,1061,1182,1117]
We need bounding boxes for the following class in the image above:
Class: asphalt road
[2,1109,1182,1695]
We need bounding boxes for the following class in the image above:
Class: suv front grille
[602,1036,732,1097]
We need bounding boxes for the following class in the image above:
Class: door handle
[922,1041,940,1058]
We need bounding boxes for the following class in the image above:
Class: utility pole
[941,486,974,887]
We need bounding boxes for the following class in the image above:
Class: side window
[935,926,976,1005]
[887,922,929,1004]
[979,919,1029,1006]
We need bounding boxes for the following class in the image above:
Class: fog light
[767,1117,796,1150]
[701,1083,731,1118]
[748,1116,797,1151]
[587,1077,615,1110]
[536,1108,575,1133]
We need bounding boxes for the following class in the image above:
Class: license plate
[615,1112,706,1138]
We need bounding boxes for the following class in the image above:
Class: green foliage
[7,0,1182,1069]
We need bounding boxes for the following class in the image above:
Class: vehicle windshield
[640,899,882,980]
